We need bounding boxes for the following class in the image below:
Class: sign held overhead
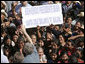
[22,3,63,28]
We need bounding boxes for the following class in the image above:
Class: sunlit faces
[18,41,24,49]
[38,40,44,47]
[13,35,18,43]
[59,35,65,43]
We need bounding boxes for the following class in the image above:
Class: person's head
[78,41,84,48]
[23,43,34,56]
[66,1,72,4]
[59,35,65,43]
[12,34,18,43]
[3,46,10,57]
[6,38,11,46]
[18,40,24,49]
[1,1,6,10]
[38,39,44,47]
[17,37,24,49]
[61,52,69,61]
[78,28,84,35]
[48,1,54,4]
[8,16,14,22]
[64,25,70,33]
[46,32,53,41]
[13,52,24,63]
[75,22,82,29]
[41,27,45,32]
[31,34,37,44]
[66,40,74,49]
[15,14,21,21]
[50,51,58,61]
[54,1,60,4]
[1,9,8,22]
[5,21,10,27]
[1,13,5,22]
[37,47,44,57]
[21,1,28,6]
[54,25,59,31]
[15,29,19,36]
[4,35,12,46]
[51,40,59,49]
[1,28,7,38]
[66,17,72,24]
[49,24,54,29]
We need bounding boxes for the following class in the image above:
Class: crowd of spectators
[1,1,84,63]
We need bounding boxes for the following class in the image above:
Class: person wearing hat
[77,11,84,25]
[77,12,84,17]
[73,1,81,5]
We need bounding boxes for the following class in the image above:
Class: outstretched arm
[68,34,84,40]
[21,24,33,45]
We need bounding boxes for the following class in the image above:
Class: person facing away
[20,24,40,63]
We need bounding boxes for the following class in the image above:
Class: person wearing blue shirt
[15,1,32,14]
[21,25,40,63]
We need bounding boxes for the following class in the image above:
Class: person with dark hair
[58,35,66,47]
[3,35,15,57]
[12,34,19,44]
[72,21,82,33]
[48,49,58,63]
[3,35,12,46]
[3,46,11,58]
[1,1,84,63]
[1,49,9,63]
[73,49,84,63]
[13,36,24,55]
[58,52,70,63]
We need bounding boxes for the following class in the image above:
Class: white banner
[22,3,63,28]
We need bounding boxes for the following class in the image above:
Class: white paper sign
[22,3,63,28]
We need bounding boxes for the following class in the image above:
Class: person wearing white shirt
[1,49,9,63]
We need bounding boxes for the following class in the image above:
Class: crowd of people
[1,1,84,63]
